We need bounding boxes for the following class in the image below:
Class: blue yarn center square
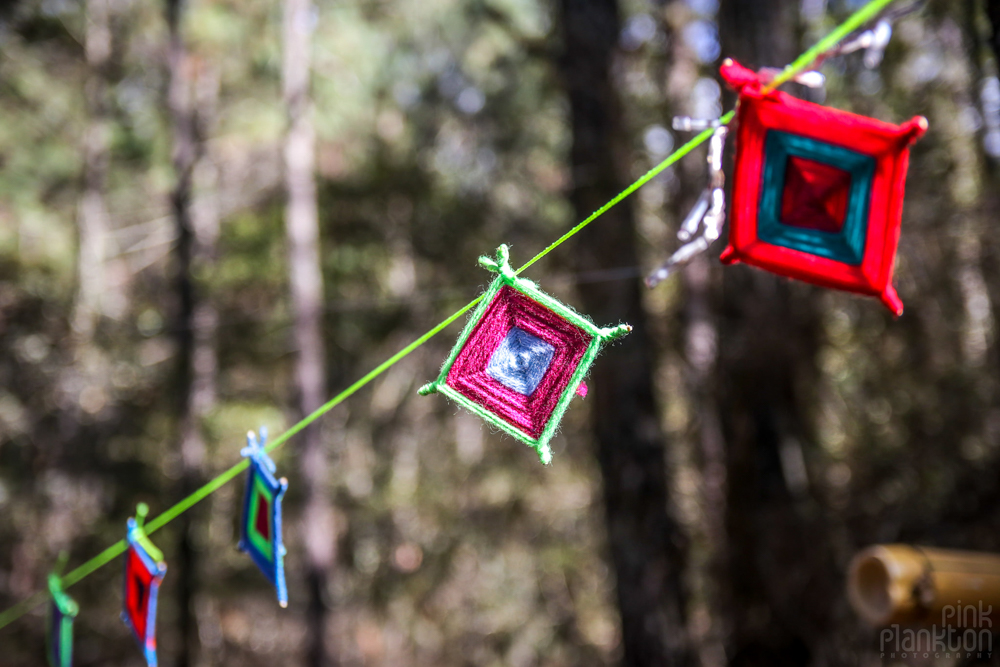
[486,327,555,396]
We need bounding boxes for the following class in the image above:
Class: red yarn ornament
[719,58,927,315]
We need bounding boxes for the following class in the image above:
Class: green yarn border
[419,245,630,464]
[47,574,77,667]
[132,524,164,564]
[246,476,275,561]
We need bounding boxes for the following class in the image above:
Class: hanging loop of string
[0,0,904,634]
[646,123,729,287]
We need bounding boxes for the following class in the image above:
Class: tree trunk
[74,0,122,340]
[558,1,692,665]
[283,0,336,664]
[986,0,1000,67]
[715,3,836,665]
[657,7,730,664]
[166,0,211,664]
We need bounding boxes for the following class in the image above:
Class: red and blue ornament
[121,504,166,667]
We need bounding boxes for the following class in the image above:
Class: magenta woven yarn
[446,286,592,438]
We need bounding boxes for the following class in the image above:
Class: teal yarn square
[758,130,875,265]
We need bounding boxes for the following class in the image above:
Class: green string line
[0,0,897,632]
[764,0,895,92]
[0,299,484,632]
[516,114,733,275]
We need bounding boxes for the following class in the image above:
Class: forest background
[2,0,1000,665]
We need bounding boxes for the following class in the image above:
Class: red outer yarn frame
[718,59,927,315]
[124,548,154,641]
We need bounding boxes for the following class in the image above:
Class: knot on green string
[47,568,78,618]
[129,502,165,564]
[478,245,517,283]
[46,550,78,616]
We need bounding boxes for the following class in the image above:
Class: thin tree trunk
[715,3,836,665]
[681,254,728,667]
[658,7,729,664]
[74,0,122,339]
[60,0,117,437]
[191,70,221,452]
[166,1,208,664]
[558,1,692,665]
[188,62,222,667]
[283,0,336,664]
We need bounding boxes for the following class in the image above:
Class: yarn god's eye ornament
[419,245,630,464]
[46,573,78,667]
[719,58,927,315]
[238,427,289,607]
[121,504,166,667]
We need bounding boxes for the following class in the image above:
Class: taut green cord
[516,112,734,275]
[764,0,895,92]
[0,0,898,632]
[0,298,483,631]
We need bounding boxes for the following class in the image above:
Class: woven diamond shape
[420,245,630,464]
[238,428,288,607]
[718,58,927,315]
[445,284,592,440]
[121,513,166,667]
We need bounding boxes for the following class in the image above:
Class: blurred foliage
[1,0,1000,665]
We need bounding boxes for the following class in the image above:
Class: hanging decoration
[647,122,730,287]
[419,245,630,464]
[717,58,926,315]
[121,504,167,667]
[46,572,77,667]
[238,428,289,607]
[646,5,927,316]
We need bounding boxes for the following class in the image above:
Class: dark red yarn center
[780,155,852,232]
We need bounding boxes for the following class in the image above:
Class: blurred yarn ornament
[121,504,167,667]
[420,245,629,464]
[46,569,77,667]
[718,58,926,315]
[238,427,289,607]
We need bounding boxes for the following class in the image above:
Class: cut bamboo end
[848,544,1000,627]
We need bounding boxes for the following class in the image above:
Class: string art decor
[419,245,630,464]
[121,504,167,667]
[238,428,289,607]
[46,574,78,667]
[719,58,927,315]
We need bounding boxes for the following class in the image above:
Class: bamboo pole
[848,544,1000,626]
